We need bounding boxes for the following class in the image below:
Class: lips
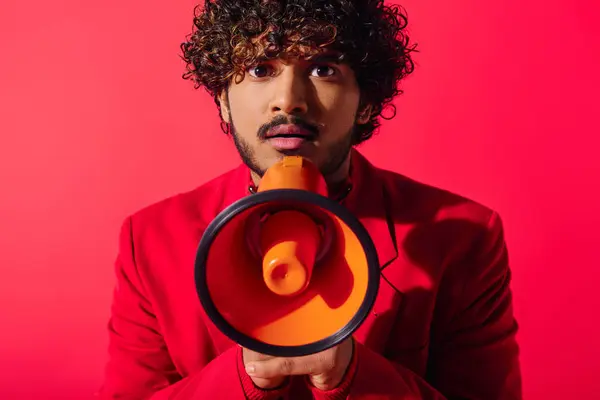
[265,124,317,140]
[264,124,317,151]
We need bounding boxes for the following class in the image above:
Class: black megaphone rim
[194,188,380,358]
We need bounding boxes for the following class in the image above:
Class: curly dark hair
[180,0,417,144]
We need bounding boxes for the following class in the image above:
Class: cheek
[318,90,360,128]
[229,96,265,135]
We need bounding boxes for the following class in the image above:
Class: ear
[356,104,373,125]
[218,90,231,123]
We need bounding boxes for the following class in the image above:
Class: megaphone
[194,156,380,357]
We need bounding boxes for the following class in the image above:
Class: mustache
[257,115,320,140]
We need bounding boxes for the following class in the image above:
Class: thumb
[246,356,323,379]
[245,357,297,379]
[309,372,336,391]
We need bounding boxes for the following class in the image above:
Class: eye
[248,64,273,78]
[310,65,336,78]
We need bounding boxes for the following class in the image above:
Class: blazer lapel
[343,150,398,270]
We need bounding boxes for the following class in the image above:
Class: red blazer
[98,150,522,399]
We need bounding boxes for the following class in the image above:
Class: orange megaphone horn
[194,156,380,357]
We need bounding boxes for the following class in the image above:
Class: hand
[243,337,354,391]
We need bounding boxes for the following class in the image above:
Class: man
[99,0,522,398]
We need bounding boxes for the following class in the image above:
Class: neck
[250,153,352,195]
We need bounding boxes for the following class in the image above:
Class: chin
[277,149,304,157]
[277,145,318,158]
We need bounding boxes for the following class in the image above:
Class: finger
[245,356,328,379]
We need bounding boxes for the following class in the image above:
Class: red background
[1,0,598,398]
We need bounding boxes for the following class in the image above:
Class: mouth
[265,124,317,140]
[264,124,317,150]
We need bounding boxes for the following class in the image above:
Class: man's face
[220,52,370,179]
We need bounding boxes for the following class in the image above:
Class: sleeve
[97,217,281,400]
[309,339,446,400]
[309,211,522,399]
[423,211,522,399]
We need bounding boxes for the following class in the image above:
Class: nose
[268,67,309,116]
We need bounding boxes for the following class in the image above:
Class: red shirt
[97,150,522,399]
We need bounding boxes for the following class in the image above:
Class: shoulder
[377,166,500,230]
[373,165,506,269]
[372,166,509,294]
[123,166,243,238]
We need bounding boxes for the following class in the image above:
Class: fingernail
[245,364,256,375]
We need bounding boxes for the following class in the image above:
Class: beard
[230,120,355,180]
